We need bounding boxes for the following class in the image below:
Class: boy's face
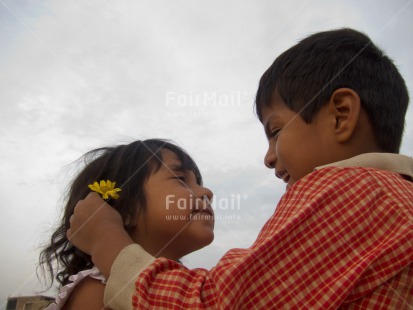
[261,92,337,190]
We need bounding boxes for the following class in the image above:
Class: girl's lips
[192,206,214,217]
[191,208,215,223]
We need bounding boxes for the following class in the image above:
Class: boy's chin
[286,178,295,190]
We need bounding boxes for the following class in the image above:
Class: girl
[39,139,214,309]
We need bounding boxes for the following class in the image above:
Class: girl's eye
[175,176,186,182]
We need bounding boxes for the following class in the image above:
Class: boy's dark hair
[39,139,202,288]
[255,28,409,153]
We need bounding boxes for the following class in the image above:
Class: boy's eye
[270,129,280,140]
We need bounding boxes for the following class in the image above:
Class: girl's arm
[67,192,134,278]
[62,277,112,310]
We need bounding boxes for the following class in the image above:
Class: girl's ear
[328,88,361,143]
[124,208,145,232]
[123,215,136,228]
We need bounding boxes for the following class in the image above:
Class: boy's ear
[328,88,361,143]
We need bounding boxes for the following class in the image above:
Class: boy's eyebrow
[264,122,270,134]
[263,120,273,139]
[263,114,281,138]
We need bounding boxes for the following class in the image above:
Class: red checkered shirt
[105,154,413,309]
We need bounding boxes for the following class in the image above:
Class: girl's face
[130,148,214,260]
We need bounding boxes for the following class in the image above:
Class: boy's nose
[264,147,276,169]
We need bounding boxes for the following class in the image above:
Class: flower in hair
[88,180,121,200]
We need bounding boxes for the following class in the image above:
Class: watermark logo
[165,193,247,222]
[163,109,241,120]
[166,91,247,107]
[162,90,251,121]
[165,213,241,221]
[165,193,246,210]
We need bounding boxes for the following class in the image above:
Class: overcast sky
[1,0,412,306]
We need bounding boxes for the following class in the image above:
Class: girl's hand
[67,192,134,278]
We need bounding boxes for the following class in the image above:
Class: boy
[68,28,413,309]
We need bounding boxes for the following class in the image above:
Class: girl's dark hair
[38,139,202,288]
[255,28,409,153]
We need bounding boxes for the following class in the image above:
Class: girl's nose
[197,185,213,203]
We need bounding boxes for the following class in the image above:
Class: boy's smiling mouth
[276,170,290,184]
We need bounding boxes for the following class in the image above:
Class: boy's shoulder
[272,153,413,229]
[287,153,413,204]
[315,153,413,179]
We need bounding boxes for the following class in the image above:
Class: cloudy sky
[1,0,412,306]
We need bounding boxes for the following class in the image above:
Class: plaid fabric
[132,166,413,309]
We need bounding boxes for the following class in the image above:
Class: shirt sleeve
[105,167,413,309]
[104,244,154,309]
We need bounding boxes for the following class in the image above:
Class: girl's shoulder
[61,276,108,310]
[46,266,107,310]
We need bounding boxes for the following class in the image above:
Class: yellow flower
[88,180,121,200]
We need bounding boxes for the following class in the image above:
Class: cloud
[0,0,412,305]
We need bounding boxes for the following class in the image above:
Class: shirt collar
[315,153,413,180]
